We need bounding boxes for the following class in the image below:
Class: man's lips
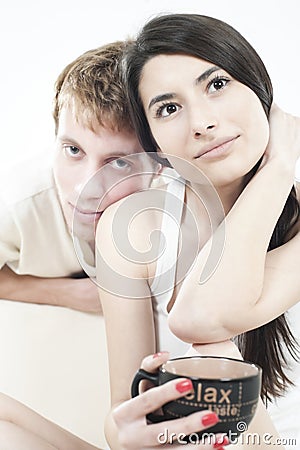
[70,203,103,224]
[195,136,239,159]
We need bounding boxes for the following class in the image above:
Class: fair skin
[97,55,300,447]
[0,106,151,312]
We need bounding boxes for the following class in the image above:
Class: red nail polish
[153,351,168,358]
[175,379,193,393]
[201,412,219,427]
[213,435,230,448]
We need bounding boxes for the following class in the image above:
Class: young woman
[96,13,300,449]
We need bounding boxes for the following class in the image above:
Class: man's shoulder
[0,154,55,206]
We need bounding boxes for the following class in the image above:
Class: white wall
[1,0,299,169]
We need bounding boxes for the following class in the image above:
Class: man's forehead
[58,103,134,137]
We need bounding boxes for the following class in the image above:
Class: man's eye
[63,145,81,157]
[110,158,131,170]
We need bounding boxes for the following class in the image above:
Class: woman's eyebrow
[195,65,220,85]
[147,66,221,110]
[148,93,176,110]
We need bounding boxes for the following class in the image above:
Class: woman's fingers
[112,350,229,450]
[140,351,170,372]
[264,103,300,169]
[113,376,192,422]
[113,377,228,449]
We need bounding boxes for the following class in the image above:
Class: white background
[1,0,299,171]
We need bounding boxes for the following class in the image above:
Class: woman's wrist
[258,152,296,185]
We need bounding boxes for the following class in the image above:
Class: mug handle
[131,368,166,423]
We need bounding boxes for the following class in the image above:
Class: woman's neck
[189,176,246,217]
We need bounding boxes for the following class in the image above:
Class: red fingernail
[201,412,219,427]
[153,351,168,358]
[175,379,193,393]
[213,435,230,448]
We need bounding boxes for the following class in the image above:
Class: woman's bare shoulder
[96,186,167,269]
[99,185,166,228]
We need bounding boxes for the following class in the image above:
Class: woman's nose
[193,123,216,138]
[190,105,218,138]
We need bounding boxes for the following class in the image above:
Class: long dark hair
[123,13,300,402]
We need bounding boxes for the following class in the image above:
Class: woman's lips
[195,136,239,159]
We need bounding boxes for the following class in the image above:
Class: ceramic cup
[131,355,261,439]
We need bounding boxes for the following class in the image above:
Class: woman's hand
[262,103,300,172]
[112,352,229,450]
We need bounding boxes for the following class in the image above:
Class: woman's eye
[63,145,82,158]
[110,158,131,170]
[207,77,230,93]
[156,103,179,118]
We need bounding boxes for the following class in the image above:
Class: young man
[0,41,156,312]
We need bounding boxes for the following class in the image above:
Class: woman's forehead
[139,54,220,99]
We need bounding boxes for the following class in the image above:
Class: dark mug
[131,356,261,439]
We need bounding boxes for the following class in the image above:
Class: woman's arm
[95,198,157,448]
[169,105,300,343]
[101,289,155,449]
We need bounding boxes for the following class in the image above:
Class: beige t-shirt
[0,156,82,277]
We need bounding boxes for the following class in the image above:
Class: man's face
[53,106,155,243]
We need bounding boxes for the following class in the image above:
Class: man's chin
[73,220,97,243]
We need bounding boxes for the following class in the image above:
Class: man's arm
[0,265,101,313]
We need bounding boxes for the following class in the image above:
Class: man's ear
[156,163,163,175]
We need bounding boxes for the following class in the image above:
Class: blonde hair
[53,41,133,134]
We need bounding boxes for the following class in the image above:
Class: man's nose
[75,166,107,205]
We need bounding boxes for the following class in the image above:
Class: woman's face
[139,54,269,187]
